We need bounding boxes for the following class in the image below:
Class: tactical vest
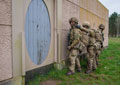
[70,28,82,49]
[81,31,89,46]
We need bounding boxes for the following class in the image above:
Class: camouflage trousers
[80,43,87,56]
[68,49,81,72]
[95,42,102,65]
[87,46,97,71]
[76,44,87,63]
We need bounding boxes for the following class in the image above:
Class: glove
[68,46,72,50]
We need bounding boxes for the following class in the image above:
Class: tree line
[109,12,120,37]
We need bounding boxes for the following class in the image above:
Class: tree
[109,12,118,37]
[116,14,120,37]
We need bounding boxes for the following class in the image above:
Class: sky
[99,0,120,16]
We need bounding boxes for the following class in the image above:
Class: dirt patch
[89,74,99,80]
[40,80,61,85]
[107,56,114,60]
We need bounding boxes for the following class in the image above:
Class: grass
[27,38,120,85]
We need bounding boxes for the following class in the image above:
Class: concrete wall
[62,0,109,59]
[0,0,12,81]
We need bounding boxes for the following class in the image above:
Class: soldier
[79,22,90,58]
[94,24,105,65]
[99,24,105,49]
[66,17,83,75]
[80,21,97,74]
[74,21,89,69]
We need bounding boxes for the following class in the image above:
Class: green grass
[27,38,120,85]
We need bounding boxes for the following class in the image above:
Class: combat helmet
[99,24,105,30]
[69,17,78,24]
[82,21,90,28]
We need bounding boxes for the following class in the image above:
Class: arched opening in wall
[25,0,51,65]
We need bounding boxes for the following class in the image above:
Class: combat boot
[93,68,96,71]
[66,71,75,76]
[93,65,97,71]
[77,68,81,72]
[85,70,92,74]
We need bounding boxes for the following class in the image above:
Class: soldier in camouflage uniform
[94,24,105,65]
[79,22,90,58]
[74,21,90,70]
[80,21,97,74]
[67,17,83,75]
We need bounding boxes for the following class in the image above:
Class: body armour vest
[81,31,89,46]
[70,28,82,49]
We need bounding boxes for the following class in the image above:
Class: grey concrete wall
[0,0,12,81]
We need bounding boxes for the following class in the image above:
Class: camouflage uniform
[67,17,83,75]
[81,21,96,73]
[68,26,82,72]
[75,23,89,69]
[80,24,89,58]
[87,29,97,72]
[95,24,105,65]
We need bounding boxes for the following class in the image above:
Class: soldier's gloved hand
[94,43,97,48]
[68,46,72,50]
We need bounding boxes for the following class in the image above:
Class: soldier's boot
[66,71,75,76]
[92,66,96,71]
[86,65,92,74]
[77,68,81,72]
[85,70,92,74]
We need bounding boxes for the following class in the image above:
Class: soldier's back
[89,28,96,46]
[81,30,89,46]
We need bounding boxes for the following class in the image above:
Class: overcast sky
[99,0,120,16]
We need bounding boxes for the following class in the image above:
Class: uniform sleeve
[80,27,89,33]
[70,39,79,48]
